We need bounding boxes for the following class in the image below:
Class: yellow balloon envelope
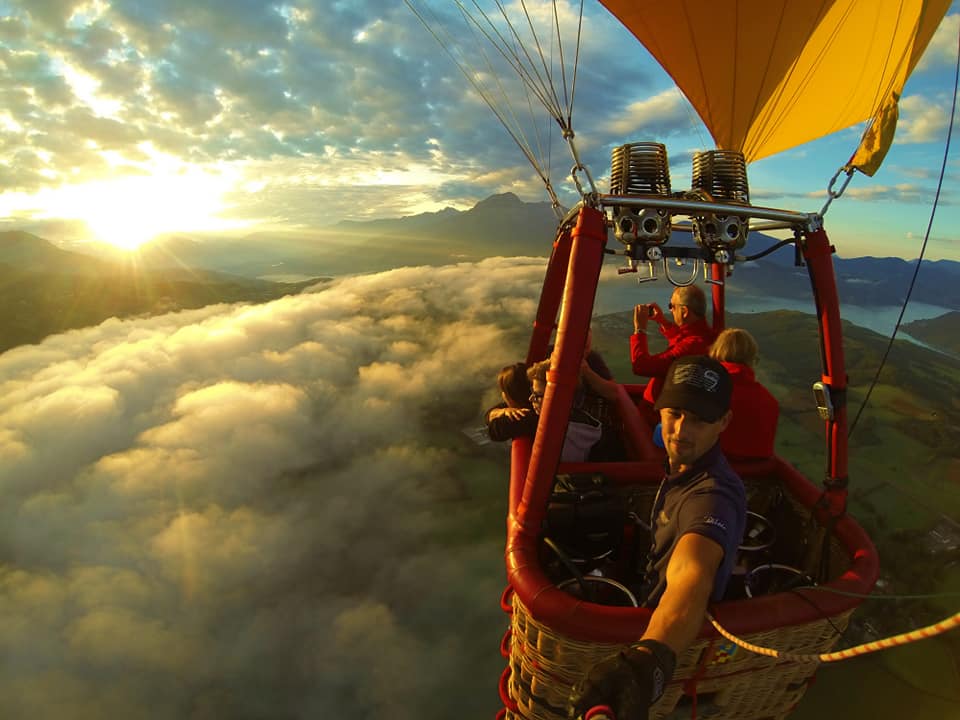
[599,0,952,175]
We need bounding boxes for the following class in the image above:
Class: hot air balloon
[409,2,957,718]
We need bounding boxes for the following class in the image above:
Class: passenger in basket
[631,285,716,409]
[484,362,538,442]
[550,326,616,423]
[527,359,604,463]
[570,355,746,720]
[484,335,620,459]
[575,327,626,461]
[709,328,780,459]
[532,327,627,462]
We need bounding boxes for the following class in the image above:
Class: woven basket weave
[499,451,875,720]
[504,592,851,720]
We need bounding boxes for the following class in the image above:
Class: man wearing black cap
[570,356,746,720]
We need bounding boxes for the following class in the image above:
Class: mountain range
[4,193,959,353]
[901,311,960,355]
[738,251,960,310]
[66,193,560,279]
[59,193,960,310]
[0,230,325,353]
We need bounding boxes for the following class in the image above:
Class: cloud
[599,87,694,141]
[897,94,953,144]
[2,1,449,184]
[7,0,952,258]
[0,0,675,228]
[916,12,960,72]
[842,182,954,205]
[0,257,545,718]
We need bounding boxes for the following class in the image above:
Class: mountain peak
[0,230,53,247]
[470,192,523,212]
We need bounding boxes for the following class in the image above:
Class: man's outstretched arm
[569,533,724,719]
[641,532,724,655]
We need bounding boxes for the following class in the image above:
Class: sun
[45,166,248,251]
[84,183,167,250]
[82,173,241,250]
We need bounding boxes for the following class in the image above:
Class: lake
[593,273,954,348]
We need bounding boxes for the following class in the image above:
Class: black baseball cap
[654,356,732,423]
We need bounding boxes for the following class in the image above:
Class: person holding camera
[631,285,716,407]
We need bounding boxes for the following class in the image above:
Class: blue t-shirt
[642,443,746,606]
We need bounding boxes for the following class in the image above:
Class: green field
[793,640,960,719]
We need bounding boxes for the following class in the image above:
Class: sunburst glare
[38,165,250,250]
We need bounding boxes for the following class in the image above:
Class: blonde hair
[710,328,759,367]
[527,359,551,384]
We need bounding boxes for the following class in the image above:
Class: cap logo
[703,369,719,391]
[673,363,720,393]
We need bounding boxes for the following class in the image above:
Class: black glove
[568,640,676,720]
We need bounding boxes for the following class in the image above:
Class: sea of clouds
[0,257,547,719]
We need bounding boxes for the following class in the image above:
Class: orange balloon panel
[599,0,951,171]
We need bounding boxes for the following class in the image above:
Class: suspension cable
[468,8,552,173]
[460,1,557,120]
[849,20,960,436]
[516,0,567,117]
[482,1,561,115]
[405,1,561,206]
[559,0,586,129]
[406,0,587,207]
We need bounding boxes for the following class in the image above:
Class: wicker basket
[499,469,865,719]
[505,592,850,720]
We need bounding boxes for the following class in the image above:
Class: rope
[849,19,960,436]
[566,0,585,129]
[705,609,960,663]
[405,1,556,204]
[405,1,589,206]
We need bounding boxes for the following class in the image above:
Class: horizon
[2,194,957,266]
[0,2,956,261]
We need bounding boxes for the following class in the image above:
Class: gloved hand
[568,640,676,720]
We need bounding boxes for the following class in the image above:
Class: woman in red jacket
[709,328,780,459]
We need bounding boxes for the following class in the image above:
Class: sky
[0,1,959,260]
[0,257,546,718]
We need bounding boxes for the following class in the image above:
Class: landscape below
[1,194,958,718]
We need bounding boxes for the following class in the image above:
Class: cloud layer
[0,257,545,719]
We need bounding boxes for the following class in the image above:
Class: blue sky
[0,0,958,259]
